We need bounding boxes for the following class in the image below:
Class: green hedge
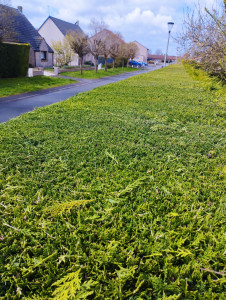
[0,65,225,299]
[0,43,30,78]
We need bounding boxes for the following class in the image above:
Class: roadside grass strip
[0,76,76,98]
[0,64,225,299]
[61,67,140,79]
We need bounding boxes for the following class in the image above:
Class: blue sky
[10,0,219,56]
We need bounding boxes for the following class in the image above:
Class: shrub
[114,58,127,68]
[182,60,225,91]
[106,63,113,69]
[84,60,93,66]
[0,42,30,78]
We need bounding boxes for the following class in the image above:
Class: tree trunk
[94,55,98,73]
[122,59,124,69]
[127,59,129,68]
[80,56,83,75]
[104,56,107,71]
[113,59,115,70]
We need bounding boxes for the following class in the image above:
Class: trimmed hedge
[0,42,30,78]
[0,65,225,299]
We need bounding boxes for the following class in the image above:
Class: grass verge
[0,76,76,98]
[0,64,225,299]
[61,67,140,79]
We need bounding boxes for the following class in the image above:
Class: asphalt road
[0,65,162,123]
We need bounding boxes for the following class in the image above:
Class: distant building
[0,4,53,68]
[38,16,83,66]
[133,41,149,63]
[148,54,180,63]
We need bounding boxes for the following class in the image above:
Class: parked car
[138,61,148,67]
[129,60,142,68]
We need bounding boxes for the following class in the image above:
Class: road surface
[0,65,161,123]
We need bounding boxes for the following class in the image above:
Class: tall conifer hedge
[0,43,30,78]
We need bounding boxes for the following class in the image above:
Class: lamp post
[164,22,174,67]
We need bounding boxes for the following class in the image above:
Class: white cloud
[125,7,142,23]
[11,0,219,55]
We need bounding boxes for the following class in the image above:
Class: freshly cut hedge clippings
[0,64,225,299]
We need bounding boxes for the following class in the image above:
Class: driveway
[0,65,162,123]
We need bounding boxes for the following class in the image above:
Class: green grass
[0,64,225,299]
[61,67,140,79]
[0,76,76,98]
[44,68,54,72]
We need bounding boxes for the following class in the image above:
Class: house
[133,41,149,63]
[84,29,125,65]
[85,32,150,67]
[0,4,53,68]
[38,16,83,66]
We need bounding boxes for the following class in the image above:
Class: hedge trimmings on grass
[0,64,225,299]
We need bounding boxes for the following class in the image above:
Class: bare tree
[114,31,124,41]
[101,37,110,72]
[88,18,109,35]
[126,42,138,67]
[118,43,128,68]
[66,32,90,75]
[88,37,104,73]
[0,1,17,43]
[176,2,226,80]
[119,41,138,68]
[108,32,124,70]
[88,21,110,72]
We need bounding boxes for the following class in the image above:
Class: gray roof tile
[0,5,53,52]
[42,16,83,36]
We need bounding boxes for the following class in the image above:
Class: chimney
[17,6,23,13]
[75,20,79,26]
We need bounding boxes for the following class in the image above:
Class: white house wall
[38,18,79,66]
[39,18,65,46]
[133,41,148,63]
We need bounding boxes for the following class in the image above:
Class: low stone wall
[28,67,44,77]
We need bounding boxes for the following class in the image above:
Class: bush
[114,58,127,68]
[106,63,113,69]
[84,60,93,66]
[182,60,225,93]
[0,42,30,78]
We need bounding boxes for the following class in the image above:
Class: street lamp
[164,22,174,67]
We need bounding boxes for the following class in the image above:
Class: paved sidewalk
[0,66,161,123]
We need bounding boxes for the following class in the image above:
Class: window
[41,51,47,61]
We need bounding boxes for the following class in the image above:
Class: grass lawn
[44,68,54,72]
[0,65,225,299]
[0,76,76,98]
[61,67,140,79]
